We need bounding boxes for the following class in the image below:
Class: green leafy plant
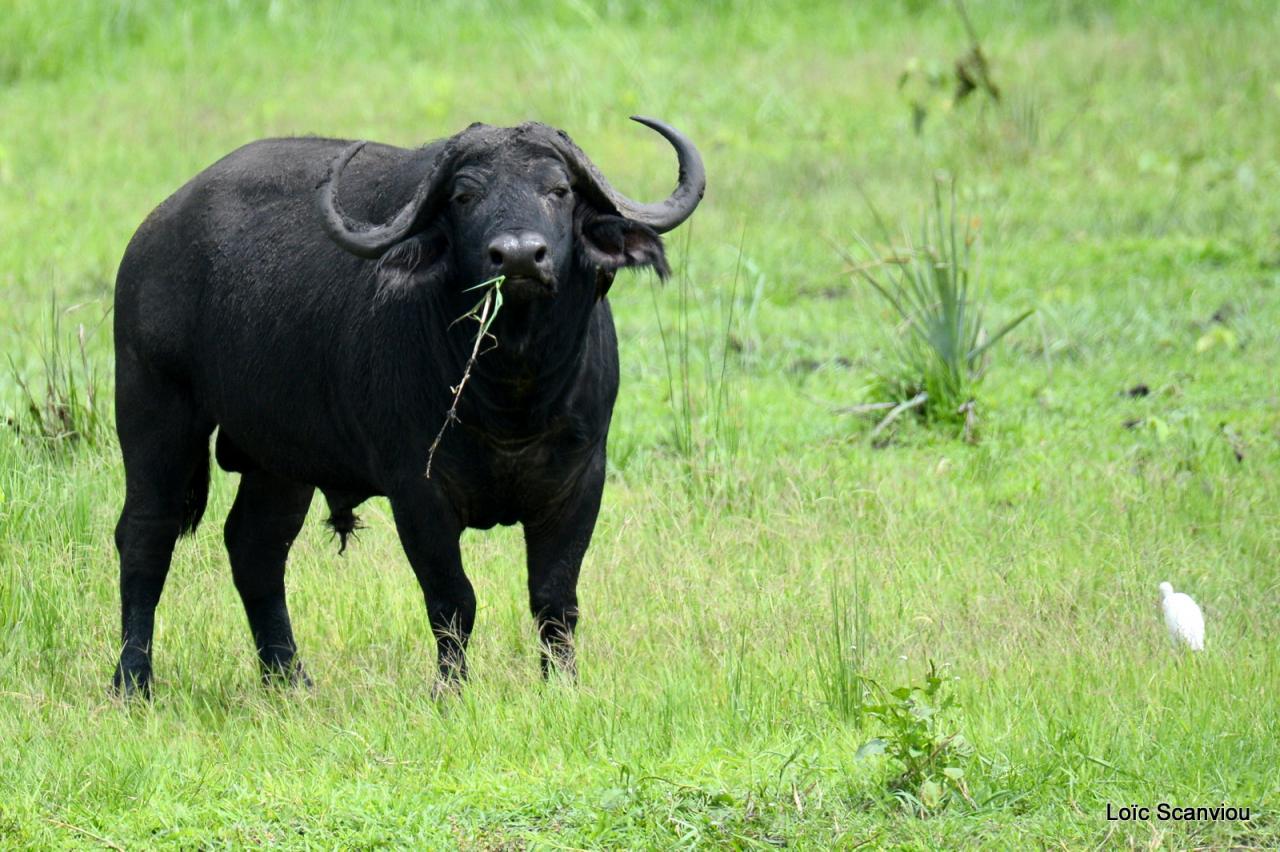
[897,0,1000,134]
[857,661,974,815]
[842,176,1032,441]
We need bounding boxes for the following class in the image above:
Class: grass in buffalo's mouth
[425,274,504,478]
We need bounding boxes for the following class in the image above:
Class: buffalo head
[318,117,705,300]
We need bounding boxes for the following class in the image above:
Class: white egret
[1159,582,1204,651]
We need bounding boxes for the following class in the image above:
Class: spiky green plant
[848,176,1031,436]
[7,297,107,451]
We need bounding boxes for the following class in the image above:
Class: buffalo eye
[451,191,477,207]
[549,185,571,200]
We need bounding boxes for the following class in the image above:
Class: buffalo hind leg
[225,470,315,686]
[525,458,605,679]
[390,488,474,691]
[113,372,213,699]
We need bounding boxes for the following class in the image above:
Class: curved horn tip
[629,115,672,132]
[627,115,705,228]
[556,115,704,234]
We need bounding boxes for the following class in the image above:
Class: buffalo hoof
[539,647,578,682]
[111,665,153,701]
[430,677,464,702]
[540,661,578,684]
[261,659,312,689]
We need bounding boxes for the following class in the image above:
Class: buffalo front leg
[224,470,315,686]
[524,458,605,679]
[390,490,474,688]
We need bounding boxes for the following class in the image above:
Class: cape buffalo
[111,117,704,697]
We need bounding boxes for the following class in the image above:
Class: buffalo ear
[580,214,670,280]
[374,229,448,297]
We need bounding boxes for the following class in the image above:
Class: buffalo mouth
[501,275,556,298]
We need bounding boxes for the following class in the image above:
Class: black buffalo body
[111,117,704,696]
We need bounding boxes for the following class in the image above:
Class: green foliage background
[2,0,1278,846]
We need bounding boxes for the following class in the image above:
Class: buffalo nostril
[488,248,504,266]
[534,246,547,263]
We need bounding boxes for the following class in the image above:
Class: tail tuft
[325,508,364,555]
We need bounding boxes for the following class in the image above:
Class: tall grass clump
[816,578,870,724]
[843,176,1031,440]
[649,229,746,477]
[6,298,109,451]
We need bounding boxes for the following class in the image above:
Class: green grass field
[3,0,1279,847]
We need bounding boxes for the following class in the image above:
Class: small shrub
[7,298,108,451]
[856,661,974,815]
[845,176,1031,440]
[897,0,1000,134]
